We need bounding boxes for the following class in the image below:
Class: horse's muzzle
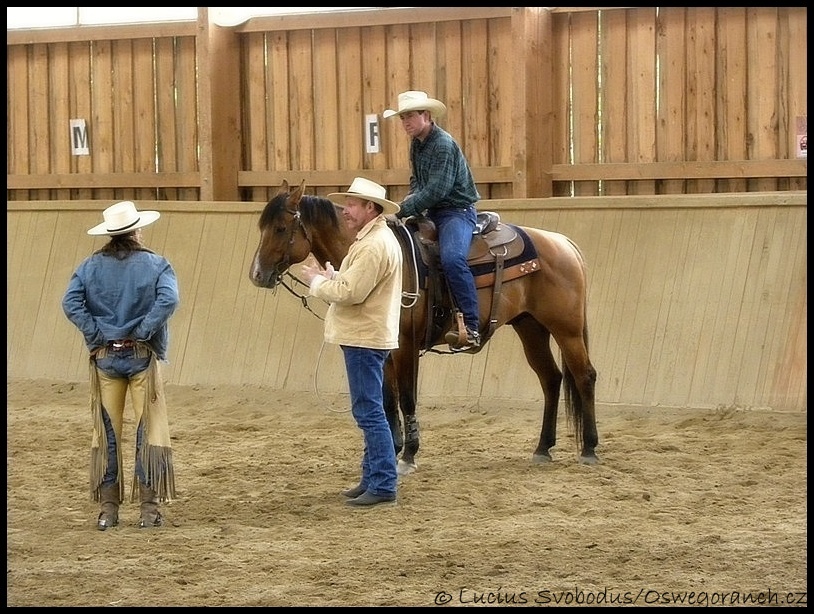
[249,265,281,289]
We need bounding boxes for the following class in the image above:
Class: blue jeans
[95,349,152,486]
[341,345,398,496]
[429,205,480,332]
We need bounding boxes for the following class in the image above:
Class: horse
[249,180,599,474]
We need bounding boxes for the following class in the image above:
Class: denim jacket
[62,250,179,361]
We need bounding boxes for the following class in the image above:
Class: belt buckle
[112,341,125,349]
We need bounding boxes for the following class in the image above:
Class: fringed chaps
[89,348,176,504]
[89,362,116,503]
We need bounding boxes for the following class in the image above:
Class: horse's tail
[561,236,590,451]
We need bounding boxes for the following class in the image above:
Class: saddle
[404,211,541,350]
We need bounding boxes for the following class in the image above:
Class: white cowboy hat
[87,201,161,236]
[327,177,400,215]
[382,90,447,120]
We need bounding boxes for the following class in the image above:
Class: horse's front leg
[512,320,560,463]
[390,348,420,475]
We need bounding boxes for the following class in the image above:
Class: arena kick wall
[8,191,806,413]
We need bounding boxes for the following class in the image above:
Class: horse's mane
[259,191,341,231]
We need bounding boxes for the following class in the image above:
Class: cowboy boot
[97,483,120,531]
[138,482,163,528]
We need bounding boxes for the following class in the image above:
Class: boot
[97,483,120,531]
[138,482,163,528]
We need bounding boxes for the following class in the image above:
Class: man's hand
[300,261,326,285]
[396,202,417,219]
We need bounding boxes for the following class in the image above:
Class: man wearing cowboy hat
[62,200,180,530]
[300,177,403,507]
[384,90,481,352]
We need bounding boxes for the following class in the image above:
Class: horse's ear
[278,179,290,194]
[289,180,306,206]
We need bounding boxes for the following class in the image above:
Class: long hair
[94,231,155,260]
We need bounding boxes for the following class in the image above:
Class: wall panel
[8,193,806,412]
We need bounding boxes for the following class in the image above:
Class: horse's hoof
[531,453,553,465]
[397,459,417,475]
[579,453,599,465]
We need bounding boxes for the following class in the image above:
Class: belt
[108,339,136,351]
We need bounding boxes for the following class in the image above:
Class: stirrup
[448,329,481,352]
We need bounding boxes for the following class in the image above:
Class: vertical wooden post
[512,7,553,198]
[197,7,241,201]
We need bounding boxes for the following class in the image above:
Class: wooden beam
[237,167,514,189]
[6,172,200,189]
[6,22,197,45]
[552,159,807,181]
[237,8,512,33]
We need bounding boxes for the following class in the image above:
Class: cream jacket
[308,215,403,350]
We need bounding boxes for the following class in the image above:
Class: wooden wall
[7,7,807,202]
[8,192,806,412]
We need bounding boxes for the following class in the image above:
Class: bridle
[272,205,326,320]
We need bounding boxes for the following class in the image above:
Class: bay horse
[249,180,599,473]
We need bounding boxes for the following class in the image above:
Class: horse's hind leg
[382,355,403,457]
[511,316,561,463]
[559,336,599,464]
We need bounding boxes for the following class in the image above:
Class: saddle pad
[396,222,540,292]
[469,225,540,287]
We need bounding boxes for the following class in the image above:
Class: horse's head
[249,180,313,289]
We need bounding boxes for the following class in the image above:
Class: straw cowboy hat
[383,90,447,120]
[327,177,401,215]
[87,201,161,236]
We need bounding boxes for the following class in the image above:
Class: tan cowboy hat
[87,201,161,236]
[383,90,447,120]
[327,177,400,215]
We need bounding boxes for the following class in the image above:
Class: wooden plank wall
[7,7,807,201]
[238,8,517,203]
[8,192,806,412]
[6,23,200,201]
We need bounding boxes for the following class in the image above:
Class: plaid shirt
[398,123,480,218]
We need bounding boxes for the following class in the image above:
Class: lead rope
[303,219,421,414]
[282,274,347,412]
[313,341,351,414]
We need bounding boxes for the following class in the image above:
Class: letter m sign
[70,119,90,155]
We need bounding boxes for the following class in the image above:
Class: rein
[388,219,421,309]
[388,218,458,356]
[279,272,326,321]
